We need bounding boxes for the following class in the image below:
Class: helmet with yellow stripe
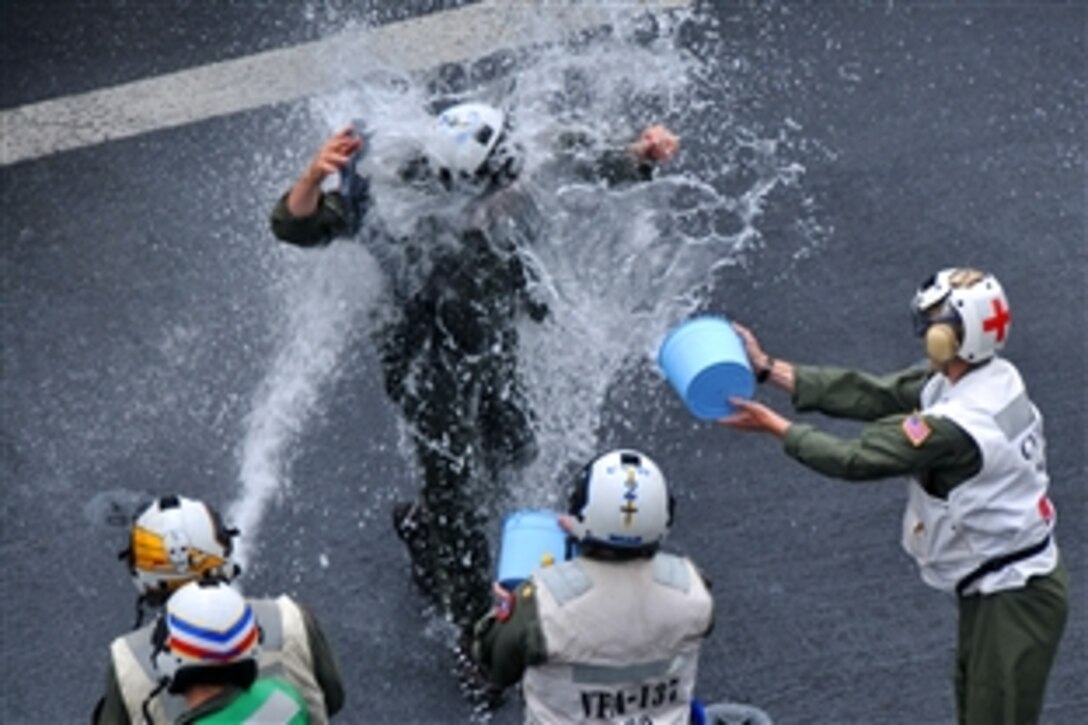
[123,495,238,605]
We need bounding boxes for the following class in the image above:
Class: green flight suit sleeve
[472,581,548,690]
[269,191,352,248]
[792,365,929,421]
[783,413,981,494]
[553,131,656,187]
[298,605,345,716]
[94,660,132,725]
[785,363,982,494]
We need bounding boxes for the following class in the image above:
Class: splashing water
[228,3,820,565]
[228,246,381,567]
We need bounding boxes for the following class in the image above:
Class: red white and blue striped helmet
[153,579,260,684]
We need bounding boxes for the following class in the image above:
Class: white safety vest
[522,553,714,725]
[110,595,328,724]
[901,358,1057,595]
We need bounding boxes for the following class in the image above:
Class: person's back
[525,553,712,724]
[148,580,309,725]
[177,678,309,725]
[473,449,714,724]
[107,594,339,724]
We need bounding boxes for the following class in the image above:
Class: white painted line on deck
[0,0,688,167]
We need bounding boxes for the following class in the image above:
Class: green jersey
[178,679,308,725]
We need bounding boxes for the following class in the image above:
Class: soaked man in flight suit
[269,102,679,654]
[721,268,1069,725]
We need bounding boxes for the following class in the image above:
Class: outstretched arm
[286,128,361,217]
[732,322,927,420]
[271,128,363,247]
[556,123,681,186]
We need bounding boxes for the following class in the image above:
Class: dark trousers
[377,299,537,639]
[955,558,1069,725]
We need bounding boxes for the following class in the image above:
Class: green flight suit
[269,134,657,643]
[781,364,1069,725]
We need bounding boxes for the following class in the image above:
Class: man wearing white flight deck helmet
[472,448,714,723]
[721,268,1069,724]
[269,98,681,662]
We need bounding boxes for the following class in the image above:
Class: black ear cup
[567,464,591,520]
[925,323,960,364]
[150,614,169,660]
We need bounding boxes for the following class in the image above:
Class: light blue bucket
[497,509,570,590]
[658,315,755,420]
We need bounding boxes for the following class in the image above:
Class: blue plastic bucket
[496,509,570,590]
[658,315,755,420]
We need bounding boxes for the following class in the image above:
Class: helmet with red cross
[911,268,1011,364]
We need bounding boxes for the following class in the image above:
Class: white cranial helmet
[152,579,260,692]
[125,495,238,603]
[911,268,1012,364]
[425,102,508,183]
[566,449,673,552]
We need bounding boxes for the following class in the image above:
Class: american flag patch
[902,414,932,447]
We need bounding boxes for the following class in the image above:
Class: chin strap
[132,594,150,629]
[141,677,169,725]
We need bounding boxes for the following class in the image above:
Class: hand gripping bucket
[658,315,755,420]
[496,510,571,590]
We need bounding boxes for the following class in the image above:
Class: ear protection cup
[149,614,174,678]
[567,463,591,520]
[925,323,960,364]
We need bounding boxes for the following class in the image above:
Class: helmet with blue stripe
[152,579,260,694]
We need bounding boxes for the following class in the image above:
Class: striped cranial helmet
[152,579,261,693]
[566,449,674,554]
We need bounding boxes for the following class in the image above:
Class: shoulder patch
[495,593,515,623]
[901,414,932,447]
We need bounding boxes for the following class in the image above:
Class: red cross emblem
[982,298,1011,342]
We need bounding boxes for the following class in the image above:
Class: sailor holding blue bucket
[718,269,1069,725]
[472,449,715,723]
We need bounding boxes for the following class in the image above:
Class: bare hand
[305,127,364,182]
[732,322,771,370]
[630,124,680,163]
[287,128,365,218]
[719,397,791,437]
[492,581,513,601]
